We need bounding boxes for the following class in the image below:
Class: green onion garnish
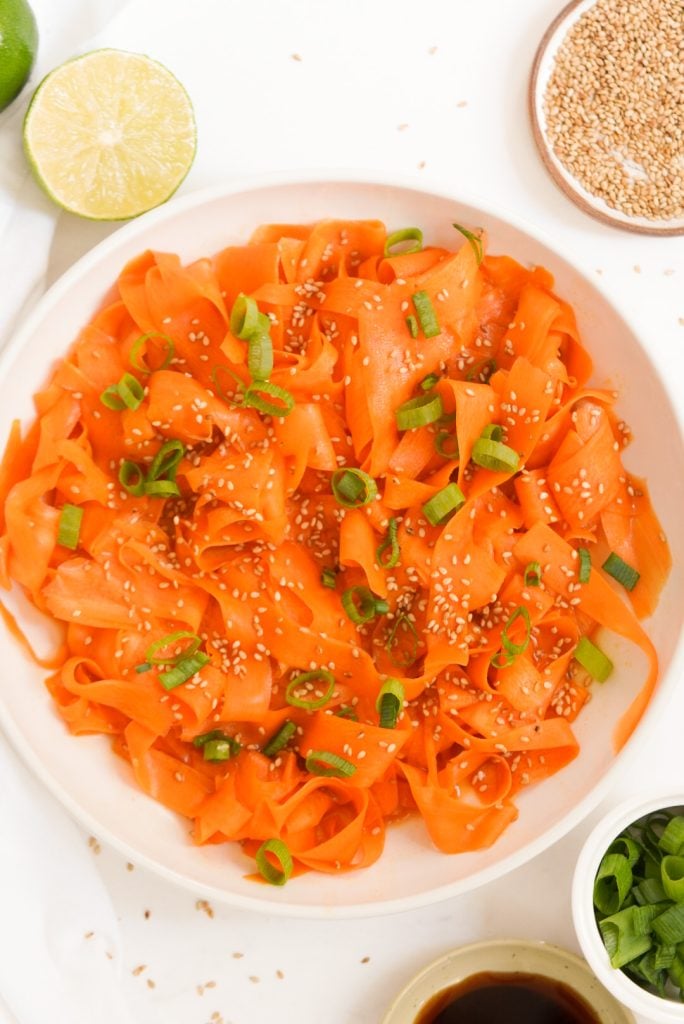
[321,567,337,589]
[331,468,377,509]
[342,586,389,625]
[255,838,293,886]
[230,293,260,339]
[305,750,356,778]
[471,436,519,473]
[147,439,185,483]
[192,729,229,748]
[57,503,83,550]
[412,290,440,338]
[263,720,297,757]
[135,662,151,674]
[158,651,210,691]
[405,314,419,339]
[602,552,641,592]
[452,222,483,265]
[146,631,202,666]
[422,483,466,526]
[285,669,335,710]
[578,547,592,584]
[420,373,440,391]
[119,460,146,496]
[376,678,404,729]
[100,373,144,411]
[481,423,503,442]
[395,392,443,431]
[523,561,542,587]
[501,606,531,657]
[376,517,400,568]
[242,380,295,418]
[574,635,613,682]
[466,358,496,382]
[593,808,684,997]
[336,705,358,721]
[246,319,274,382]
[202,738,240,762]
[129,332,175,373]
[384,227,423,257]
[490,650,514,670]
[143,479,180,498]
[434,430,459,460]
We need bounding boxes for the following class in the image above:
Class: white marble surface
[6,0,684,1022]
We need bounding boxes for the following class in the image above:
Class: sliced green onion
[578,547,592,584]
[321,567,337,589]
[452,222,483,265]
[661,857,684,903]
[490,650,515,670]
[192,729,229,748]
[285,669,335,710]
[603,552,640,592]
[116,372,144,410]
[255,838,293,886]
[501,606,531,657]
[159,651,210,690]
[471,437,519,473]
[211,363,245,403]
[336,705,358,721]
[342,586,389,625]
[466,358,496,383]
[434,430,459,460]
[148,439,186,482]
[135,662,151,674]
[395,392,443,431]
[99,384,126,411]
[202,738,240,762]
[594,853,634,916]
[263,720,296,757]
[420,373,440,391]
[144,479,180,498]
[146,631,202,666]
[481,423,503,442]
[386,612,420,669]
[331,468,377,509]
[247,314,274,381]
[376,678,404,729]
[119,460,146,497]
[384,227,423,257]
[599,906,654,969]
[57,503,83,550]
[422,483,466,526]
[405,314,419,338]
[376,517,400,569]
[659,816,684,855]
[305,750,356,778]
[523,561,542,587]
[412,290,440,338]
[574,635,613,682]
[243,380,295,418]
[653,904,684,945]
[130,332,175,373]
[230,293,260,339]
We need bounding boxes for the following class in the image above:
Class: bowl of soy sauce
[381,939,634,1024]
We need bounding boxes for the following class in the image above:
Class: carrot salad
[0,219,670,882]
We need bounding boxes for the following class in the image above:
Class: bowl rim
[572,792,684,1022]
[380,937,636,1023]
[0,169,683,917]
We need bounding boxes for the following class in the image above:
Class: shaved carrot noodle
[0,219,670,880]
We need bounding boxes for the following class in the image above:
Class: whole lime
[0,0,38,111]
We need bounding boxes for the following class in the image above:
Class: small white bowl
[573,793,684,1024]
[381,939,634,1024]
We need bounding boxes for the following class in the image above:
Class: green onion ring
[146,631,202,666]
[255,838,293,886]
[384,227,423,257]
[305,750,356,778]
[285,669,335,710]
[412,290,440,338]
[331,467,377,509]
[395,392,443,431]
[129,332,175,373]
[422,483,466,526]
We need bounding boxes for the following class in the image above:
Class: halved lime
[0,0,38,111]
[23,49,197,220]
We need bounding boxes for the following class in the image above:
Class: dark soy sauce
[415,971,602,1024]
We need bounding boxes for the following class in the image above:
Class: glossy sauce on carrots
[415,972,601,1024]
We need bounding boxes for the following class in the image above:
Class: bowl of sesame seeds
[0,172,682,916]
[530,0,684,235]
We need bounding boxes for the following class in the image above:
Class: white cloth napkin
[0,3,136,1022]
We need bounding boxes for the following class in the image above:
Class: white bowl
[381,939,635,1023]
[573,794,684,1024]
[1,173,683,917]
